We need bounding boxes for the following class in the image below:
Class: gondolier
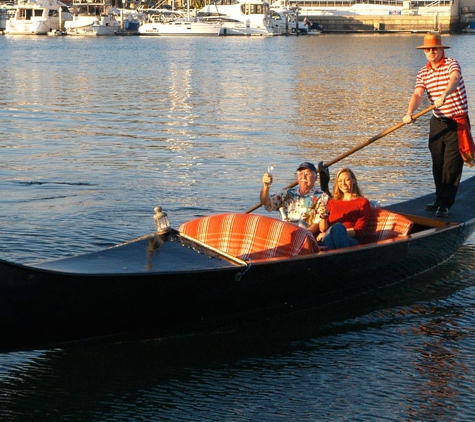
[260,162,329,236]
[402,33,474,219]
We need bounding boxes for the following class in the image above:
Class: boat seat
[178,213,319,262]
[359,207,414,244]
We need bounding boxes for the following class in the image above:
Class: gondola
[2,105,474,351]
[1,171,475,352]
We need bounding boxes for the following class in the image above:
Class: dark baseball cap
[297,162,317,173]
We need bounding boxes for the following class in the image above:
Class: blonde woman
[318,168,370,250]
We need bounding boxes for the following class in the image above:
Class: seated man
[260,162,329,238]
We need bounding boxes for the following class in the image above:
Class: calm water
[1,33,475,421]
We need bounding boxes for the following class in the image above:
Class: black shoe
[435,207,449,218]
[426,202,439,211]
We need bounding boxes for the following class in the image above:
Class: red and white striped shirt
[415,57,468,119]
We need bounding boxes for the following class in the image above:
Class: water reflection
[409,317,467,421]
[1,244,475,419]
[1,33,475,420]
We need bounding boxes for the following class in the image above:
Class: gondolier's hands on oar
[402,84,442,124]
[403,87,426,124]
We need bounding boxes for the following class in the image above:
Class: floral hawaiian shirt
[265,186,329,228]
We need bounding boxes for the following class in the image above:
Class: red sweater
[328,197,370,237]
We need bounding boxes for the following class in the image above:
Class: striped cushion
[359,208,413,244]
[179,213,319,261]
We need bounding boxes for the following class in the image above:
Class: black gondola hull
[2,175,475,351]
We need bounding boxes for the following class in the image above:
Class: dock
[311,15,452,33]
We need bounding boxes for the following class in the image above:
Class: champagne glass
[265,165,274,188]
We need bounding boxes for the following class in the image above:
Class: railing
[412,0,452,6]
[290,0,452,7]
[290,0,403,7]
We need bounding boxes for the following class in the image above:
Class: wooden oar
[245,104,436,214]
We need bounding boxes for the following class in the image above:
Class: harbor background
[1,33,475,420]
[2,0,475,34]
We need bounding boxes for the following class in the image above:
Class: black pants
[428,115,464,208]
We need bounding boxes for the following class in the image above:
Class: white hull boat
[5,0,72,35]
[1,4,15,31]
[65,14,120,36]
[197,0,308,36]
[65,0,120,36]
[138,19,222,36]
[139,3,222,36]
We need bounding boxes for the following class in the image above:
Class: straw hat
[416,33,450,49]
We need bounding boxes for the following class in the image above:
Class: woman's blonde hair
[332,167,363,200]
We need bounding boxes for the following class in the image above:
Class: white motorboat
[65,0,120,36]
[198,0,274,35]
[5,0,72,35]
[138,4,222,36]
[65,14,120,36]
[1,3,15,31]
[138,18,222,35]
[197,0,307,36]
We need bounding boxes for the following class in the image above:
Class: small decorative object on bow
[154,206,171,235]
